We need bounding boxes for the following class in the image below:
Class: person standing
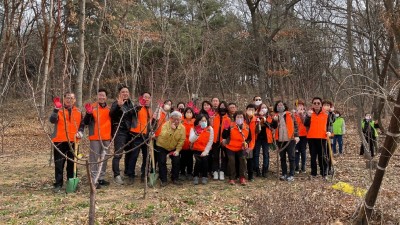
[211,97,220,112]
[228,102,238,121]
[50,92,84,193]
[180,107,195,180]
[304,97,332,178]
[189,114,214,185]
[332,111,345,155]
[244,104,257,181]
[156,111,186,186]
[83,88,112,189]
[110,86,135,185]
[293,100,308,174]
[360,113,380,157]
[273,101,299,182]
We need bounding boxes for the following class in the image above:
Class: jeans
[112,132,131,177]
[157,147,180,182]
[226,149,246,180]
[278,140,296,177]
[253,138,269,171]
[180,150,193,175]
[308,138,328,176]
[193,151,208,177]
[332,135,343,154]
[295,136,307,172]
[53,142,76,187]
[89,140,110,183]
[129,135,148,179]
[211,143,227,173]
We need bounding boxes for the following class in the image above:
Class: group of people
[50,86,382,193]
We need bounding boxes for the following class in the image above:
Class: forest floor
[0,104,399,224]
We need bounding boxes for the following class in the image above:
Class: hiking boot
[286,176,294,182]
[262,168,268,178]
[98,180,110,186]
[213,171,219,180]
[53,186,62,193]
[239,177,247,186]
[219,171,225,181]
[229,180,235,185]
[279,175,287,181]
[172,180,183,186]
[193,177,199,185]
[201,177,208,185]
[114,175,124,185]
[126,177,135,185]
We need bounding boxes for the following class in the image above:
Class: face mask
[277,106,285,113]
[246,110,254,117]
[335,114,339,117]
[219,108,227,115]
[254,101,262,106]
[164,104,171,111]
[200,121,207,129]
[260,108,268,115]
[236,118,244,125]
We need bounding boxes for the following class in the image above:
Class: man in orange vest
[49,92,84,193]
[83,88,111,189]
[129,92,152,183]
[304,97,332,178]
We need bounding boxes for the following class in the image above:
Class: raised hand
[84,103,93,114]
[53,97,62,109]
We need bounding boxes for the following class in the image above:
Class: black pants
[360,135,377,157]
[112,132,131,177]
[308,138,328,176]
[246,157,254,180]
[180,150,193,175]
[157,147,180,182]
[295,136,307,172]
[129,135,148,179]
[53,142,76,187]
[212,143,227,173]
[193,151,208,177]
[278,141,296,177]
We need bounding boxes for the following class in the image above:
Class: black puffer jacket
[110,99,137,135]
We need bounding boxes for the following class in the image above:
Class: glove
[157,100,164,108]
[85,103,93,114]
[139,96,146,106]
[326,132,331,137]
[201,151,208,157]
[53,97,62,109]
[172,151,179,157]
[294,137,300,144]
[76,131,83,139]
[194,125,204,135]
[223,119,230,130]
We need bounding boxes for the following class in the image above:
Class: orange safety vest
[52,107,82,143]
[226,122,249,152]
[275,112,295,141]
[213,114,231,143]
[245,116,257,150]
[130,107,152,134]
[182,118,195,150]
[265,116,274,144]
[88,103,111,141]
[307,111,328,139]
[155,110,169,137]
[192,127,212,152]
[295,114,307,137]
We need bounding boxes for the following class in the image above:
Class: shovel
[66,138,80,193]
[148,138,158,187]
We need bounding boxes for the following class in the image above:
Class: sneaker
[98,180,110,186]
[239,177,247,185]
[193,177,199,185]
[114,175,124,185]
[229,180,235,185]
[286,176,294,182]
[172,180,183,186]
[53,186,62,193]
[219,171,225,181]
[201,177,208,185]
[279,175,287,181]
[295,170,300,174]
[213,171,219,180]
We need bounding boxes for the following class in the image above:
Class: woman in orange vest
[304,97,332,178]
[273,101,299,182]
[254,103,277,177]
[222,111,251,185]
[293,100,308,174]
[180,107,195,180]
[49,92,84,193]
[244,104,257,181]
[83,88,112,189]
[189,114,214,185]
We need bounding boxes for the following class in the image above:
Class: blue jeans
[295,136,307,172]
[253,138,269,171]
[333,135,343,154]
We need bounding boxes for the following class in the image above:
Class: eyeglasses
[313,102,321,105]
[255,99,262,101]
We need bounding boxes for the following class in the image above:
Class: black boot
[256,169,261,177]
[262,168,268,178]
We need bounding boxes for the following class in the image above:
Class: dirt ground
[0,106,399,224]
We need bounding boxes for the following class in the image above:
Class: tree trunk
[76,0,86,107]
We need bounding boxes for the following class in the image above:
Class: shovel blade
[148,173,158,187]
[65,177,80,193]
